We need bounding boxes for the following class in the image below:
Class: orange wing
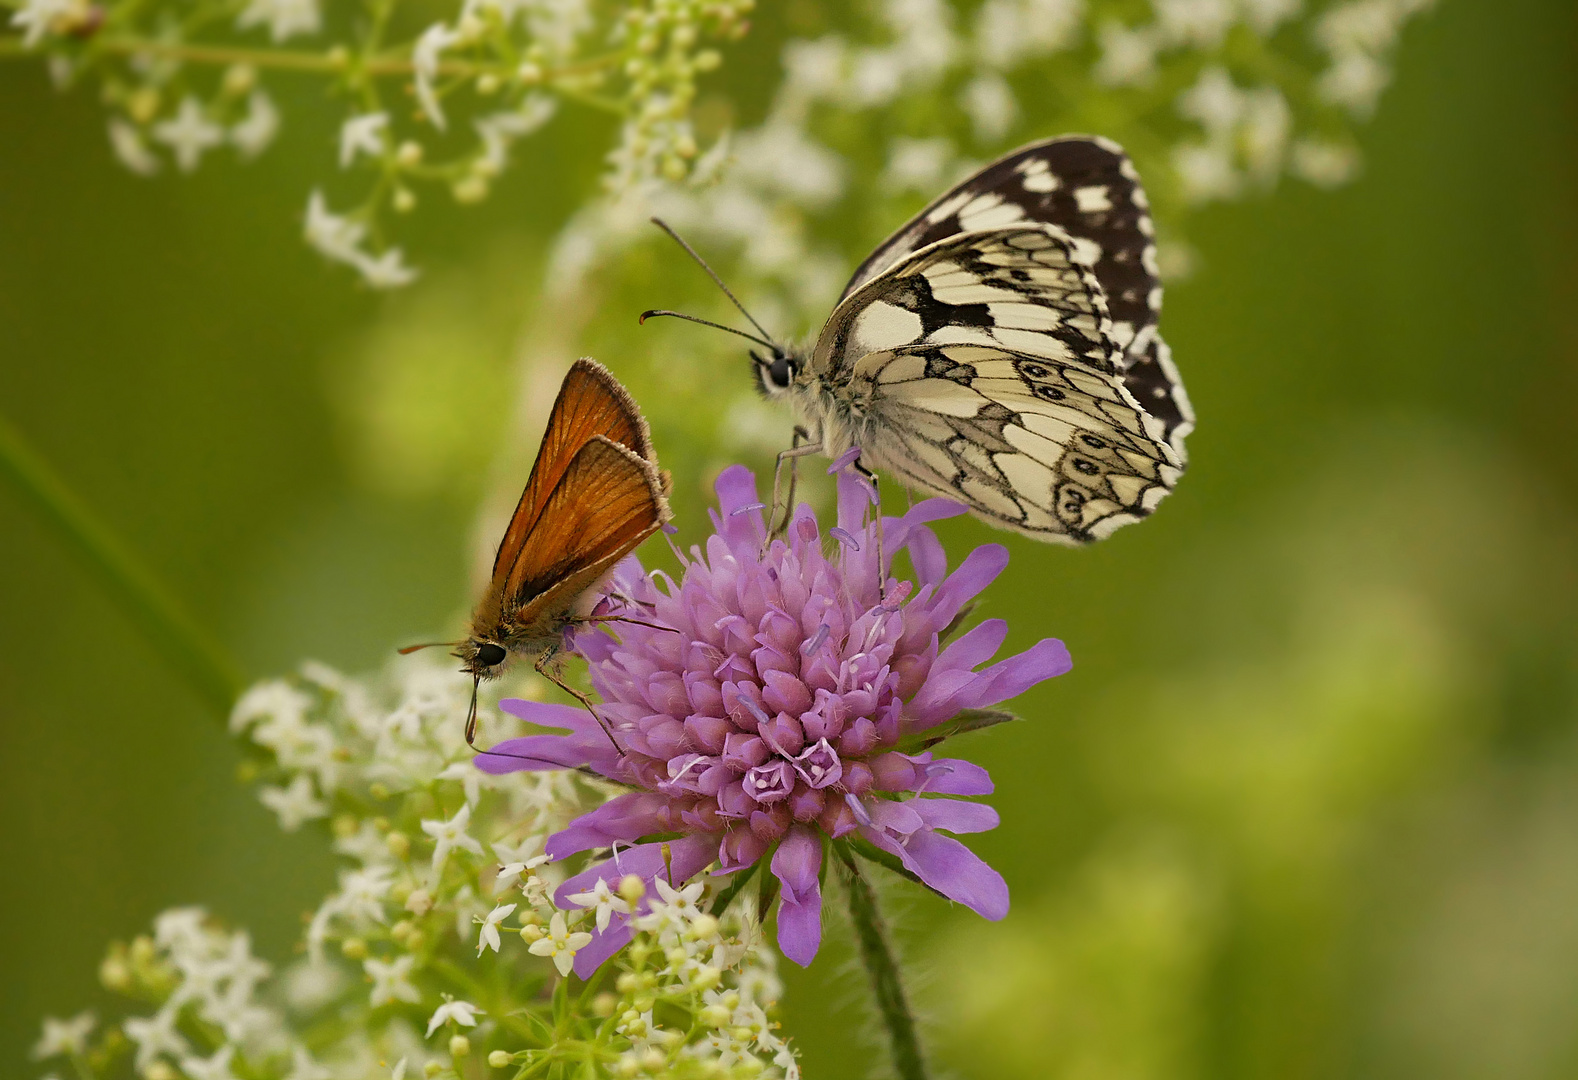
[489,358,656,584]
[503,435,670,629]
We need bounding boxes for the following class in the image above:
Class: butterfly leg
[769,427,820,540]
[852,459,888,601]
[534,647,623,756]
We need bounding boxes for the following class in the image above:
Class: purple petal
[910,798,1000,834]
[554,833,719,909]
[771,826,824,967]
[826,447,861,473]
[477,700,623,776]
[928,545,1009,626]
[904,526,948,588]
[546,793,674,860]
[952,638,1072,711]
[933,619,1009,674]
[711,465,766,554]
[572,915,634,977]
[915,757,994,795]
[863,823,1009,920]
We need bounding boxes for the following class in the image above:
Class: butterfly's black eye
[476,642,507,668]
[767,353,793,389]
[754,349,794,392]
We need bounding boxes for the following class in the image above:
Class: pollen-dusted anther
[475,465,1072,973]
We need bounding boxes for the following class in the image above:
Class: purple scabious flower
[478,464,1071,973]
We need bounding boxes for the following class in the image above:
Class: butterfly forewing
[489,358,657,584]
[503,435,668,624]
[816,224,1122,381]
[837,136,1192,464]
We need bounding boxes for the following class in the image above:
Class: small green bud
[340,937,368,960]
[386,831,410,858]
[593,991,619,1017]
[488,1050,511,1068]
[449,1034,471,1058]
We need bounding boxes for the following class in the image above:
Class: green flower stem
[0,413,244,715]
[837,844,928,1080]
[0,33,624,80]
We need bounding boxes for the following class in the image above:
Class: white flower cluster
[5,0,751,288]
[549,0,1434,320]
[33,655,796,1080]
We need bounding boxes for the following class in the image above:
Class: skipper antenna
[647,217,778,345]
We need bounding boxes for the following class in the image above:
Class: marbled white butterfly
[647,136,1195,544]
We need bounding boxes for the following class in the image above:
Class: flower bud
[423,1063,443,1078]
[592,991,619,1017]
[487,1050,511,1068]
[521,924,544,942]
[449,1035,471,1058]
[385,831,411,858]
[689,913,720,939]
[698,1004,731,1028]
[340,937,367,960]
[618,875,646,903]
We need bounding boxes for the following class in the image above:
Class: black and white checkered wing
[812,225,1181,543]
[841,136,1193,464]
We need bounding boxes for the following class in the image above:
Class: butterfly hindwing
[849,342,1180,543]
[839,136,1192,464]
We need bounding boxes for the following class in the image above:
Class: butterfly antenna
[639,309,777,351]
[648,217,777,345]
[397,641,459,655]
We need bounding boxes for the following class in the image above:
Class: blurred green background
[2,0,1575,1076]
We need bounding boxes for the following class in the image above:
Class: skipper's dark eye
[476,643,507,667]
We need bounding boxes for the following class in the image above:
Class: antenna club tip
[638,310,653,324]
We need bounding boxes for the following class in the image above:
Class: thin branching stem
[0,413,244,715]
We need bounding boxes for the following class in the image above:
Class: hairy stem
[0,413,243,715]
[838,845,928,1080]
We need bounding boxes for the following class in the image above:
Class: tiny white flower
[237,0,320,42]
[32,1012,94,1059]
[152,98,226,173]
[960,72,1017,142]
[413,22,463,130]
[1291,138,1360,188]
[9,0,87,48]
[527,912,593,976]
[285,1045,333,1080]
[1242,0,1303,35]
[1177,66,1245,138]
[475,902,517,955]
[421,802,484,874]
[339,112,389,168]
[231,90,280,159]
[337,866,395,923]
[230,679,313,734]
[303,190,367,265]
[493,835,550,889]
[107,120,161,177]
[354,247,420,289]
[566,877,630,932]
[180,1045,239,1080]
[1316,50,1390,117]
[1093,20,1157,87]
[364,954,421,1007]
[653,877,705,920]
[1173,141,1241,203]
[258,773,329,831]
[1153,0,1233,48]
[425,995,485,1037]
